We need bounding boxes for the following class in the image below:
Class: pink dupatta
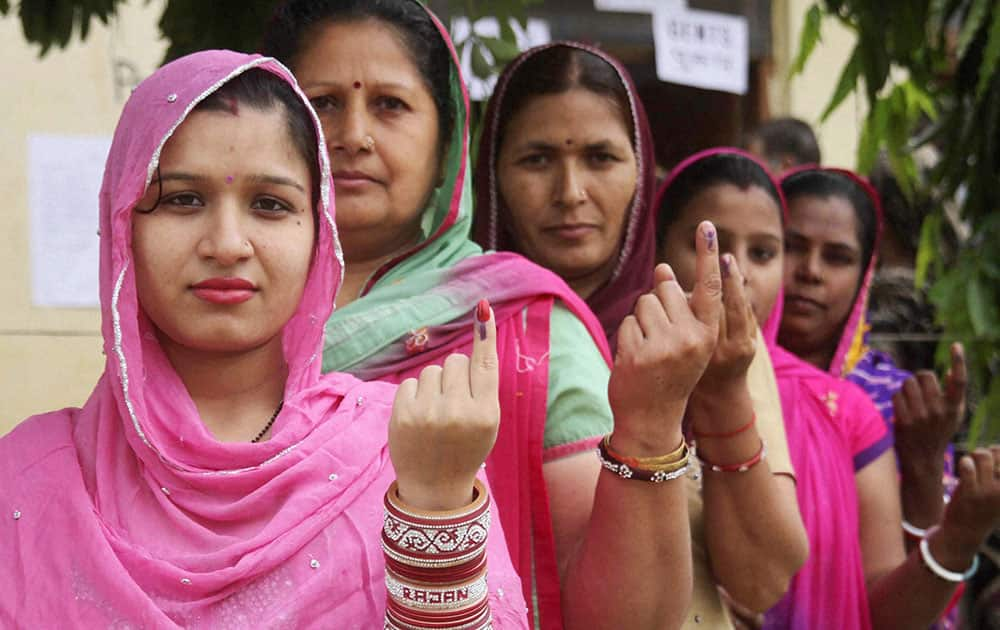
[313,12,614,630]
[656,148,887,630]
[0,50,527,628]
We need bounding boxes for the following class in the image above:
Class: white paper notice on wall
[653,7,749,95]
[593,0,663,11]
[28,134,110,308]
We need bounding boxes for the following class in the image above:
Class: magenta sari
[656,148,891,630]
[0,51,527,628]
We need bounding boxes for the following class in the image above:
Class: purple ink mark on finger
[478,321,487,341]
[703,225,716,250]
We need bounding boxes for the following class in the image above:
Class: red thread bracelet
[698,438,767,473]
[691,413,756,440]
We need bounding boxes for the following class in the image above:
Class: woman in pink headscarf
[0,50,529,628]
[262,3,729,628]
[656,148,1000,630]
[474,44,808,629]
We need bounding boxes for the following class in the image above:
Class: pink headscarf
[777,166,885,378]
[655,149,888,630]
[0,50,526,628]
[472,41,658,353]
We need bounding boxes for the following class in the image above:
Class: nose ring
[362,135,375,151]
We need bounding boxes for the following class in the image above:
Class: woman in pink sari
[0,50,530,628]
[655,147,1000,630]
[472,43,808,628]
[261,2,723,628]
[779,166,969,627]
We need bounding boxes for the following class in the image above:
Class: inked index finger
[470,298,499,400]
[690,220,723,328]
[946,342,968,403]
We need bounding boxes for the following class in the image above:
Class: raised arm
[385,300,526,629]
[690,255,808,613]
[550,221,724,630]
[893,343,966,541]
[860,444,1000,629]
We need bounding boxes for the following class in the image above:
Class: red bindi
[353,81,362,89]
[565,139,573,145]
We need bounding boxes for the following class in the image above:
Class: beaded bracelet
[597,437,690,483]
[919,527,980,583]
[696,439,767,473]
[691,413,757,440]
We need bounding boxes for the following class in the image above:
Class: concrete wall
[0,3,165,435]
[770,0,864,168]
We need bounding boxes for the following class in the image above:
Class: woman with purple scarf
[779,166,968,627]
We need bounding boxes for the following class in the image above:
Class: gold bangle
[603,435,689,472]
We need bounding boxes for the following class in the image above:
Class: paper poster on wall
[452,17,551,101]
[594,0,668,12]
[653,7,749,95]
[28,134,110,308]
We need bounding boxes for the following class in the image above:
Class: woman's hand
[893,343,966,476]
[939,446,1000,549]
[893,343,966,527]
[388,301,500,511]
[608,220,723,453]
[690,253,757,403]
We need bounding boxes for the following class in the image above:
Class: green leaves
[957,0,991,60]
[977,5,1000,99]
[790,4,823,77]
[803,0,1000,447]
[820,46,859,121]
[966,275,998,337]
[15,0,124,57]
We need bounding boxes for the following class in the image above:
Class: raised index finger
[690,220,723,328]
[945,342,968,404]
[470,299,499,401]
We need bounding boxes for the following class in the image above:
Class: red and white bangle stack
[382,479,493,630]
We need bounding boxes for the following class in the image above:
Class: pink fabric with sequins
[0,50,526,628]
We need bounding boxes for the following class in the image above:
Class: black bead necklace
[250,400,284,443]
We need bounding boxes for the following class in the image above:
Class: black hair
[260,0,455,155]
[780,169,878,271]
[497,46,633,150]
[138,68,320,213]
[869,157,928,260]
[746,117,821,167]
[656,152,782,250]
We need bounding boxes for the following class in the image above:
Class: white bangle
[902,519,929,538]
[919,528,980,582]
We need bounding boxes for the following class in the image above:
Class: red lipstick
[191,277,257,305]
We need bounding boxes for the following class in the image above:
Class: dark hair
[780,170,878,270]
[261,0,455,154]
[746,117,821,167]
[868,157,928,260]
[656,152,782,250]
[138,68,320,213]
[497,46,632,150]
